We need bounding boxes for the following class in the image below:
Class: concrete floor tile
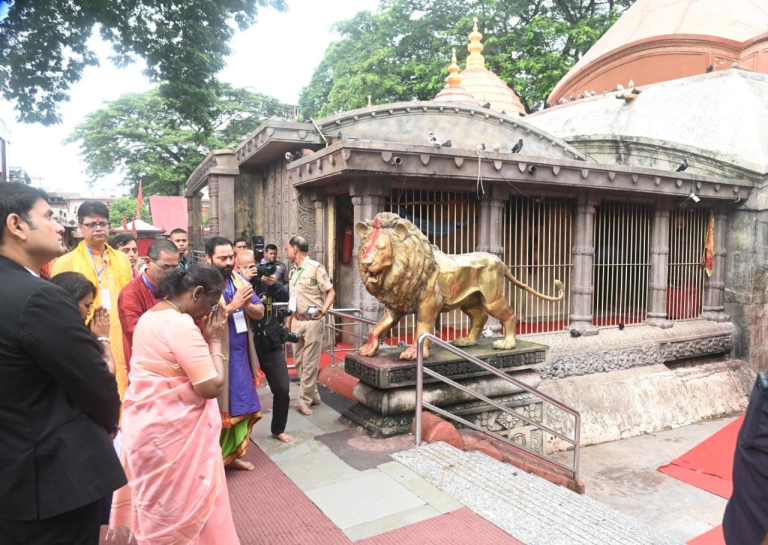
[344,504,441,542]
[304,404,351,434]
[252,429,329,462]
[306,471,426,530]
[650,510,716,543]
[377,461,463,513]
[275,449,378,492]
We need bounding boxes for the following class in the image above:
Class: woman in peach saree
[109,265,239,544]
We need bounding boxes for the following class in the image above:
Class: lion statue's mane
[356,212,437,314]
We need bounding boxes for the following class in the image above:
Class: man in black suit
[0,183,126,545]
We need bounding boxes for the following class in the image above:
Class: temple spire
[446,48,462,87]
[467,16,485,69]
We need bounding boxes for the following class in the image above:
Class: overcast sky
[0,0,379,197]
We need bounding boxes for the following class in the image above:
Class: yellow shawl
[51,241,134,315]
[51,241,134,399]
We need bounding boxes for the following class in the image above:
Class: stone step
[393,441,682,545]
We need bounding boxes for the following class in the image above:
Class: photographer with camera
[236,249,293,443]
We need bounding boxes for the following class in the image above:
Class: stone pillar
[186,192,203,253]
[702,209,729,322]
[217,175,236,242]
[477,187,506,334]
[569,194,598,335]
[350,179,389,326]
[208,175,220,237]
[313,191,326,266]
[647,202,673,328]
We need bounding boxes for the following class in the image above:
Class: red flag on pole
[136,179,143,220]
[131,215,138,238]
[122,214,127,231]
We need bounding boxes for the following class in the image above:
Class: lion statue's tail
[504,270,565,302]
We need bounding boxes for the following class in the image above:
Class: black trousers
[257,345,291,435]
[0,500,101,545]
[723,375,768,545]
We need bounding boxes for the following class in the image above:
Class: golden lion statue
[356,212,564,360]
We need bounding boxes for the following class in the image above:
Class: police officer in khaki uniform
[285,235,335,416]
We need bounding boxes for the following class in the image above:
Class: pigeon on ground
[476,143,486,152]
[706,64,714,73]
[618,322,625,331]
[676,159,689,173]
[602,90,608,96]
[732,61,739,69]
[570,329,582,338]
[578,94,585,100]
[558,98,568,105]
[569,95,576,101]
[428,132,441,148]
[442,139,452,148]
[482,102,491,109]
[491,143,501,153]
[616,84,625,91]
[628,79,635,88]
[511,139,523,154]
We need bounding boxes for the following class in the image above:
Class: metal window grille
[667,207,710,320]
[388,189,478,343]
[592,202,653,327]
[503,197,574,334]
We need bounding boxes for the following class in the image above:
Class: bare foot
[297,405,314,416]
[272,433,293,443]
[229,458,255,471]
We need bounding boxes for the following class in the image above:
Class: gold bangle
[210,352,224,358]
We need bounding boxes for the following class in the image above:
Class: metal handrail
[415,333,581,481]
[325,309,377,367]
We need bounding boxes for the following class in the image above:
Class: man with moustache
[118,238,181,366]
[206,236,265,470]
[0,183,125,544]
[52,200,134,398]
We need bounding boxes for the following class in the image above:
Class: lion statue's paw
[452,337,477,347]
[399,345,426,360]
[358,342,379,357]
[492,338,517,350]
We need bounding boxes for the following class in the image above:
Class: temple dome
[435,48,482,107]
[457,18,526,116]
[549,0,768,104]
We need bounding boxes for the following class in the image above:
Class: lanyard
[292,259,309,287]
[87,246,107,286]
[141,273,159,298]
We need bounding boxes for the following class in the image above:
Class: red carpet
[226,447,349,544]
[656,416,745,545]
[658,415,744,500]
[358,507,523,544]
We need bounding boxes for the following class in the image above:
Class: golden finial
[446,47,462,87]
[467,16,485,69]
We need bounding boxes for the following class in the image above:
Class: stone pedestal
[342,338,548,448]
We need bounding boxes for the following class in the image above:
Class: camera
[276,307,300,344]
[255,261,276,277]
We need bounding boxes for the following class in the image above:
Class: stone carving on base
[659,335,733,361]
[355,212,563,360]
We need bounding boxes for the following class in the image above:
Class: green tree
[108,198,152,228]
[0,0,287,126]
[299,0,635,117]
[67,84,295,196]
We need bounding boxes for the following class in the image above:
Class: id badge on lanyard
[233,310,248,334]
[100,289,112,310]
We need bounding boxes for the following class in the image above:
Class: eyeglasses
[152,259,180,271]
[80,221,110,230]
